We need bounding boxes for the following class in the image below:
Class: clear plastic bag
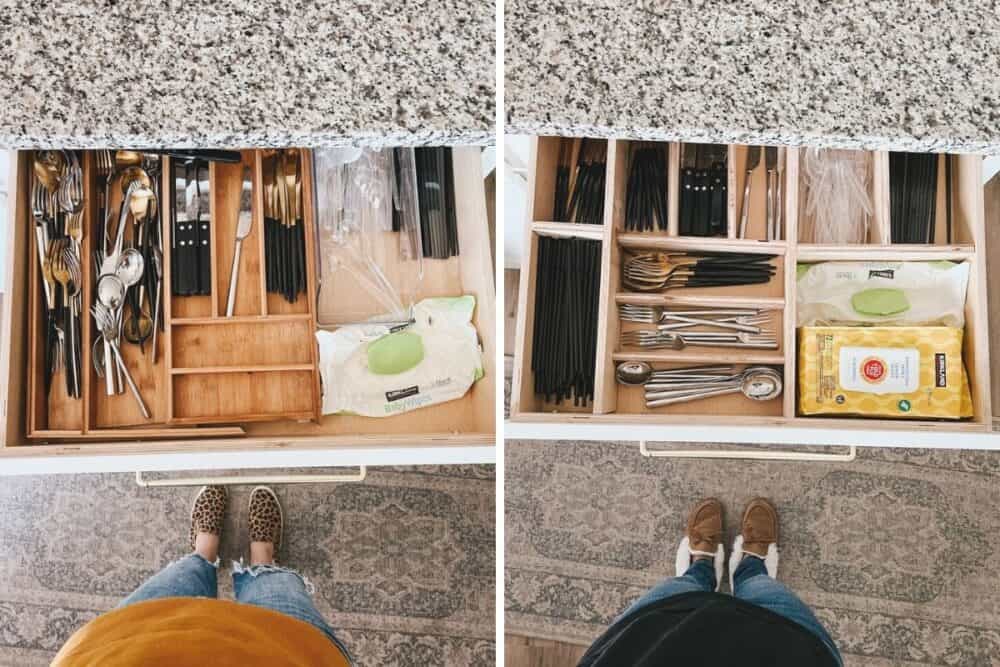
[800,149,873,244]
[392,148,423,262]
[313,148,423,325]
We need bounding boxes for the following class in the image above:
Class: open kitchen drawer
[509,136,1000,448]
[0,147,495,474]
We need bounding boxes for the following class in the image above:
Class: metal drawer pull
[135,467,367,488]
[639,441,856,462]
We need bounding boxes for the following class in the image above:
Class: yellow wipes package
[798,326,973,419]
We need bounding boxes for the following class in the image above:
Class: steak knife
[195,162,212,295]
[739,146,761,239]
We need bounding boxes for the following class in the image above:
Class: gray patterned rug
[0,465,495,666]
[505,441,1000,667]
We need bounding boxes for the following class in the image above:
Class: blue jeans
[625,558,842,665]
[119,554,352,661]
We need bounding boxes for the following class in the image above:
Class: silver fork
[30,179,55,309]
[621,330,779,350]
[51,324,65,376]
[619,304,773,332]
[91,304,151,419]
[60,152,85,245]
[62,244,83,398]
[658,313,770,334]
[619,304,761,323]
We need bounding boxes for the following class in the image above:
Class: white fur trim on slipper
[675,537,725,592]
[729,535,779,591]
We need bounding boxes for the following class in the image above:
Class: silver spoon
[96,273,125,309]
[646,367,783,408]
[616,361,653,385]
[95,274,125,394]
[117,248,145,287]
[616,362,738,386]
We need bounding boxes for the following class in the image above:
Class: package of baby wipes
[798,325,973,419]
[796,261,969,328]
[316,296,484,417]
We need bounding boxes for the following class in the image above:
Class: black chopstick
[891,152,940,244]
[532,236,600,405]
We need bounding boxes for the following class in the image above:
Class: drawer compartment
[616,362,785,418]
[173,370,316,423]
[0,146,495,459]
[511,136,994,442]
[170,320,314,369]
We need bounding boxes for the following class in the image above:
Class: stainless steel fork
[620,329,779,350]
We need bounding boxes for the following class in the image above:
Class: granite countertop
[0,1,494,148]
[506,1,1000,154]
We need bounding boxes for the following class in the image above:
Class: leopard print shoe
[189,485,228,551]
[248,486,283,556]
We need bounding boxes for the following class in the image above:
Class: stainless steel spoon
[95,274,125,394]
[616,361,653,385]
[646,367,782,407]
[117,248,145,287]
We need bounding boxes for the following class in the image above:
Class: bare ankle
[250,541,275,566]
[194,533,219,562]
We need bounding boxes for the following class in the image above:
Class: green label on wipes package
[851,288,911,316]
[367,331,425,375]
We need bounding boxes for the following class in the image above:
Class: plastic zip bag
[800,149,873,244]
[313,148,424,325]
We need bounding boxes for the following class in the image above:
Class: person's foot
[675,498,725,591]
[189,485,227,562]
[729,497,779,590]
[248,487,283,566]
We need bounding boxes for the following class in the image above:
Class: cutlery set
[31,150,85,399]
[263,149,307,303]
[615,362,783,408]
[679,144,727,236]
[548,141,787,241]
[531,236,601,405]
[92,150,161,417]
[171,159,211,296]
[32,149,263,421]
[29,147,487,435]
[737,146,783,241]
[622,251,777,292]
[619,305,779,350]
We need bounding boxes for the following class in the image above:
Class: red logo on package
[861,357,886,384]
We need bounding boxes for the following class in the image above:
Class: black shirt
[578,592,839,667]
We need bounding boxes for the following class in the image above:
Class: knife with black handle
[195,162,212,295]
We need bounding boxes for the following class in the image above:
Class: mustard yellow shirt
[51,598,350,666]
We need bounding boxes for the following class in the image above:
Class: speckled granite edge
[504,0,1000,155]
[505,121,1000,155]
[0,128,494,150]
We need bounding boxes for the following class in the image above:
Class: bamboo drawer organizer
[5,147,495,450]
[510,136,994,435]
[24,149,320,437]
